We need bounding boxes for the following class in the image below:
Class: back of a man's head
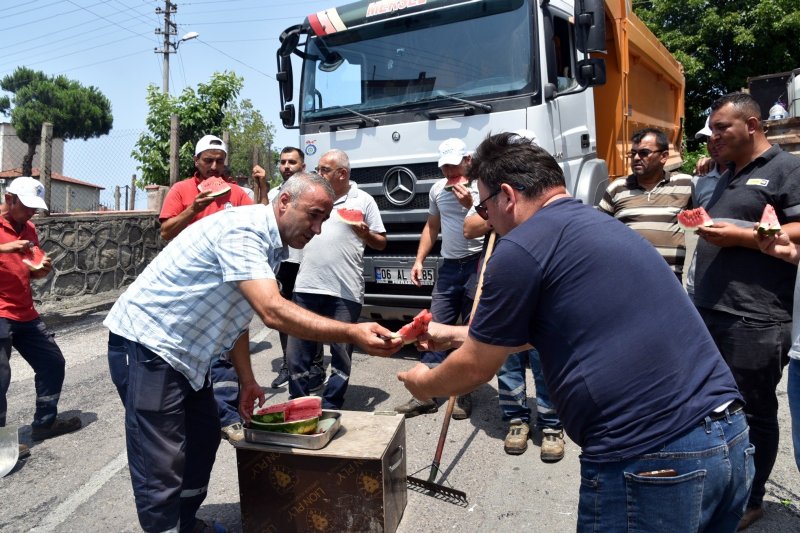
[711,93,763,128]
[281,172,335,205]
[468,132,565,198]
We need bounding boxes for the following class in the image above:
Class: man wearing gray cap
[1,177,83,461]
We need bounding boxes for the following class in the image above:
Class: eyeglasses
[474,184,525,220]
[315,165,337,174]
[627,149,665,159]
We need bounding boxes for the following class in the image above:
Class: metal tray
[243,410,341,450]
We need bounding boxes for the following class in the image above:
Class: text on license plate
[374,267,435,285]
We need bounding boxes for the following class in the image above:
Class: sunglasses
[627,149,665,159]
[474,184,525,220]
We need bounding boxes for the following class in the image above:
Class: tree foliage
[635,0,800,148]
[223,98,275,182]
[0,66,113,175]
[132,71,243,186]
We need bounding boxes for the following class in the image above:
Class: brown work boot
[540,427,565,462]
[394,397,438,418]
[31,416,82,441]
[503,420,529,455]
[737,506,764,530]
[18,443,30,460]
[451,394,472,420]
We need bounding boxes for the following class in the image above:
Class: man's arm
[252,165,270,205]
[237,278,402,356]
[411,215,440,286]
[463,213,490,239]
[0,239,30,253]
[351,227,387,251]
[160,191,215,240]
[754,227,800,265]
[228,329,265,423]
[698,221,800,249]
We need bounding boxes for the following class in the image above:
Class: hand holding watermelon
[197,176,231,198]
[21,243,49,272]
[392,309,433,345]
[756,204,781,236]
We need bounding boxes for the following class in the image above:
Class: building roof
[0,167,104,190]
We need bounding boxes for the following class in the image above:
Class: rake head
[407,475,468,505]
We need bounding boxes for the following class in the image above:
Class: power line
[196,39,274,80]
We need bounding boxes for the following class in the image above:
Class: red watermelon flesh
[444,176,468,192]
[197,176,231,198]
[392,309,433,344]
[335,208,364,225]
[677,207,714,230]
[22,244,47,271]
[757,204,781,236]
[252,396,322,424]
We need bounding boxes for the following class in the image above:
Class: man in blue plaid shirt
[104,172,401,533]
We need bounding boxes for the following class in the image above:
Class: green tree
[0,66,113,175]
[635,0,800,149]
[223,99,275,181]
[132,71,243,186]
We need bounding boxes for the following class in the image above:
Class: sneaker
[31,416,82,441]
[18,443,30,460]
[221,422,244,443]
[540,427,565,462]
[451,394,472,420]
[394,397,438,418]
[271,365,289,388]
[504,420,530,455]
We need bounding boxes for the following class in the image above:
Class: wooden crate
[236,411,407,533]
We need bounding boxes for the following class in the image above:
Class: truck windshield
[300,0,532,122]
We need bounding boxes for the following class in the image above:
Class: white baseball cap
[195,134,227,156]
[7,176,48,210]
[695,117,712,139]
[437,138,470,167]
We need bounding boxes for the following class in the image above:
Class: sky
[0,0,336,209]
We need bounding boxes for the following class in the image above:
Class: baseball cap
[195,134,227,156]
[7,176,48,210]
[437,138,470,167]
[695,117,712,139]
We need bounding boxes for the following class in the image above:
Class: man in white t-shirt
[286,149,387,408]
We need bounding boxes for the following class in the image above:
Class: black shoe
[31,416,82,441]
[271,366,290,388]
[394,397,438,418]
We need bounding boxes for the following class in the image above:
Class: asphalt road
[1,309,798,532]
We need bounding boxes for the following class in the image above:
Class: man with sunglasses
[597,128,693,280]
[399,132,750,532]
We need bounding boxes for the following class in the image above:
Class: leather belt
[706,400,744,423]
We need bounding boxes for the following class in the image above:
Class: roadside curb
[37,289,124,329]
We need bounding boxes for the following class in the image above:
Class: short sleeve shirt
[694,145,800,320]
[294,183,385,303]
[428,179,482,259]
[469,198,740,461]
[104,204,287,390]
[159,173,253,224]
[0,217,40,321]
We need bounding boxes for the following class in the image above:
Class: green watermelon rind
[249,416,319,434]
[443,177,468,192]
[251,411,285,424]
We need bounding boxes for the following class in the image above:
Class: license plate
[374,267,435,285]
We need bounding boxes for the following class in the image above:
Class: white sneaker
[221,422,244,443]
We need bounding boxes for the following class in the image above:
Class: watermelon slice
[197,176,231,198]
[21,244,47,271]
[757,204,781,236]
[252,396,322,424]
[677,207,714,231]
[392,309,433,344]
[250,416,320,435]
[443,176,468,192]
[335,208,364,225]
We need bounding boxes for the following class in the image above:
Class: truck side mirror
[280,104,296,129]
[574,0,606,53]
[276,55,293,103]
[576,58,606,87]
[278,26,302,58]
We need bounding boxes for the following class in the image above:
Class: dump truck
[275,0,685,319]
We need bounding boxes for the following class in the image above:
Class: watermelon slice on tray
[443,176,468,192]
[392,308,433,345]
[252,396,322,425]
[197,176,231,198]
[676,207,714,231]
[335,208,364,225]
[21,244,47,271]
[249,416,320,435]
[757,204,781,236]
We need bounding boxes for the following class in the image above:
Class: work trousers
[497,348,561,429]
[0,317,65,429]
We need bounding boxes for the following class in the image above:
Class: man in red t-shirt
[1,177,83,461]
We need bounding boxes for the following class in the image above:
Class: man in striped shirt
[597,128,693,279]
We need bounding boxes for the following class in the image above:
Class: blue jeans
[789,358,800,472]
[421,255,479,366]
[0,317,66,429]
[287,293,361,409]
[578,409,754,532]
[124,339,220,533]
[497,349,561,429]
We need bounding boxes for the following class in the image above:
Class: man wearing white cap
[394,138,484,419]
[1,177,83,461]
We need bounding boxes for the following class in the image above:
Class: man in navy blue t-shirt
[398,133,750,532]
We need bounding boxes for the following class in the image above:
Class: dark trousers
[107,331,128,404]
[123,339,221,533]
[210,357,240,427]
[699,308,790,508]
[0,317,65,428]
[276,261,300,357]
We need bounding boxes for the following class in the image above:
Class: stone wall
[32,211,164,301]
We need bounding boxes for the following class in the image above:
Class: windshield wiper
[414,93,492,112]
[331,105,380,126]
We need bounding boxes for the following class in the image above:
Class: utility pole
[155,1,177,94]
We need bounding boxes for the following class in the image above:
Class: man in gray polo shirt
[395,138,485,419]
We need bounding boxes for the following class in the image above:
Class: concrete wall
[31,211,163,301]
